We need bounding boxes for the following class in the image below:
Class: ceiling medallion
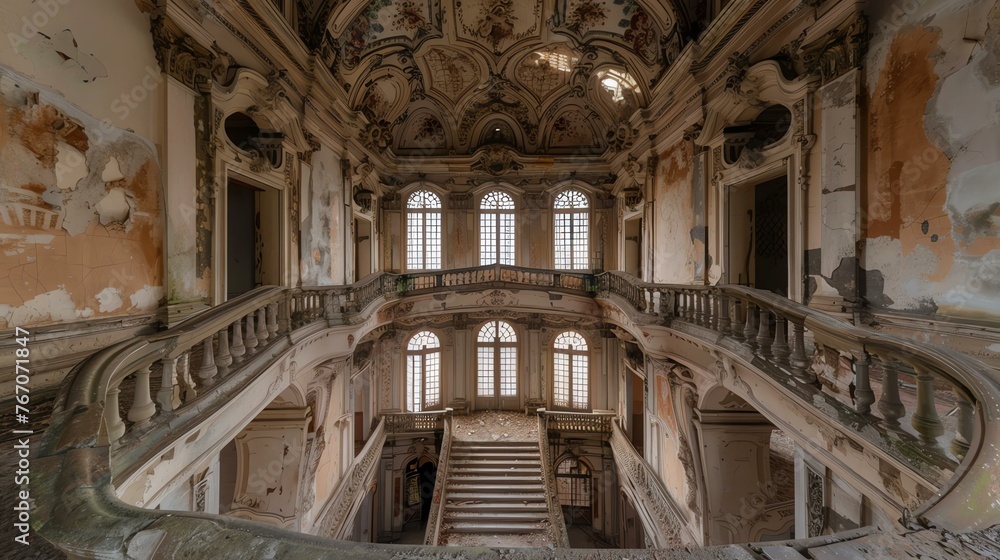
[470,145,524,176]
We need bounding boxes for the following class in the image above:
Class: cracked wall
[0,69,163,328]
[300,146,344,286]
[863,0,1000,320]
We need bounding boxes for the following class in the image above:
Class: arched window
[553,331,588,410]
[406,190,442,270]
[406,331,441,412]
[476,320,518,399]
[553,189,589,270]
[480,191,516,265]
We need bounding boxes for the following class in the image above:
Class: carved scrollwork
[470,145,524,176]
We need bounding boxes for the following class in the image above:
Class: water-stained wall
[651,141,705,284]
[0,69,163,328]
[863,0,1000,319]
[301,146,346,286]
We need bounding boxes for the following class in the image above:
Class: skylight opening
[534,50,578,73]
[598,69,638,103]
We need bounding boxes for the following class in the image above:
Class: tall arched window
[476,320,518,400]
[553,189,590,270]
[553,331,588,410]
[406,331,441,412]
[480,191,516,265]
[406,190,442,270]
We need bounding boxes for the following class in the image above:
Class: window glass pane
[500,347,517,396]
[553,190,589,270]
[477,347,494,397]
[406,331,440,412]
[480,191,515,266]
[572,354,588,409]
[553,352,569,408]
[407,191,441,270]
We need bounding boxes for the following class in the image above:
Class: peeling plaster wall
[300,146,344,286]
[0,68,163,328]
[653,374,686,510]
[863,0,1000,320]
[0,0,159,140]
[652,141,704,284]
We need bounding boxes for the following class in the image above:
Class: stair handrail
[536,409,571,547]
[313,417,387,539]
[595,270,1000,532]
[423,408,454,545]
[608,419,691,547]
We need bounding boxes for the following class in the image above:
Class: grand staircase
[440,440,555,545]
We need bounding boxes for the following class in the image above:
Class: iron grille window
[556,457,592,508]
[406,190,442,270]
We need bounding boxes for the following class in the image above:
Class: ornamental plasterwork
[322,0,683,159]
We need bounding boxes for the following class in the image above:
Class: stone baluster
[756,309,773,357]
[743,303,758,350]
[256,307,269,343]
[230,320,246,363]
[104,385,126,443]
[789,322,813,384]
[731,298,745,341]
[244,313,258,353]
[156,356,182,412]
[177,352,196,402]
[196,336,218,386]
[877,361,906,427]
[854,352,875,415]
[719,295,732,335]
[127,365,156,427]
[278,298,290,334]
[696,291,706,326]
[911,367,944,443]
[951,390,973,459]
[267,303,279,338]
[706,292,717,329]
[771,315,790,365]
[215,327,233,371]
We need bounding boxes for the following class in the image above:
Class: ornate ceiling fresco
[317,0,688,159]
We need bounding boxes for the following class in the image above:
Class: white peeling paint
[55,139,87,191]
[0,287,79,326]
[129,285,163,311]
[102,156,125,183]
[96,287,124,312]
[95,187,131,225]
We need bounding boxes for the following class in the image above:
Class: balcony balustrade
[32,264,1000,559]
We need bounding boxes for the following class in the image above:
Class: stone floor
[451,410,539,443]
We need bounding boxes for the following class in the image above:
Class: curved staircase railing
[31,265,1000,559]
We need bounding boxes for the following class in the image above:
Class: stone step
[450,466,542,475]
[451,441,537,448]
[449,475,543,484]
[443,511,549,523]
[450,454,540,462]
[447,483,545,493]
[445,502,548,514]
[449,459,541,467]
[446,492,546,503]
[445,522,547,534]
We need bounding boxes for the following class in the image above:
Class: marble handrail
[423,409,454,546]
[608,419,689,547]
[313,418,387,539]
[536,409,571,548]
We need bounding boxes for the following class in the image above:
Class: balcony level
[28,265,1000,559]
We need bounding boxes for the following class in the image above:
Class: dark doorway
[727,176,788,296]
[754,177,788,296]
[227,180,257,299]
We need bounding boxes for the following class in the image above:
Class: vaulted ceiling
[312,0,689,158]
